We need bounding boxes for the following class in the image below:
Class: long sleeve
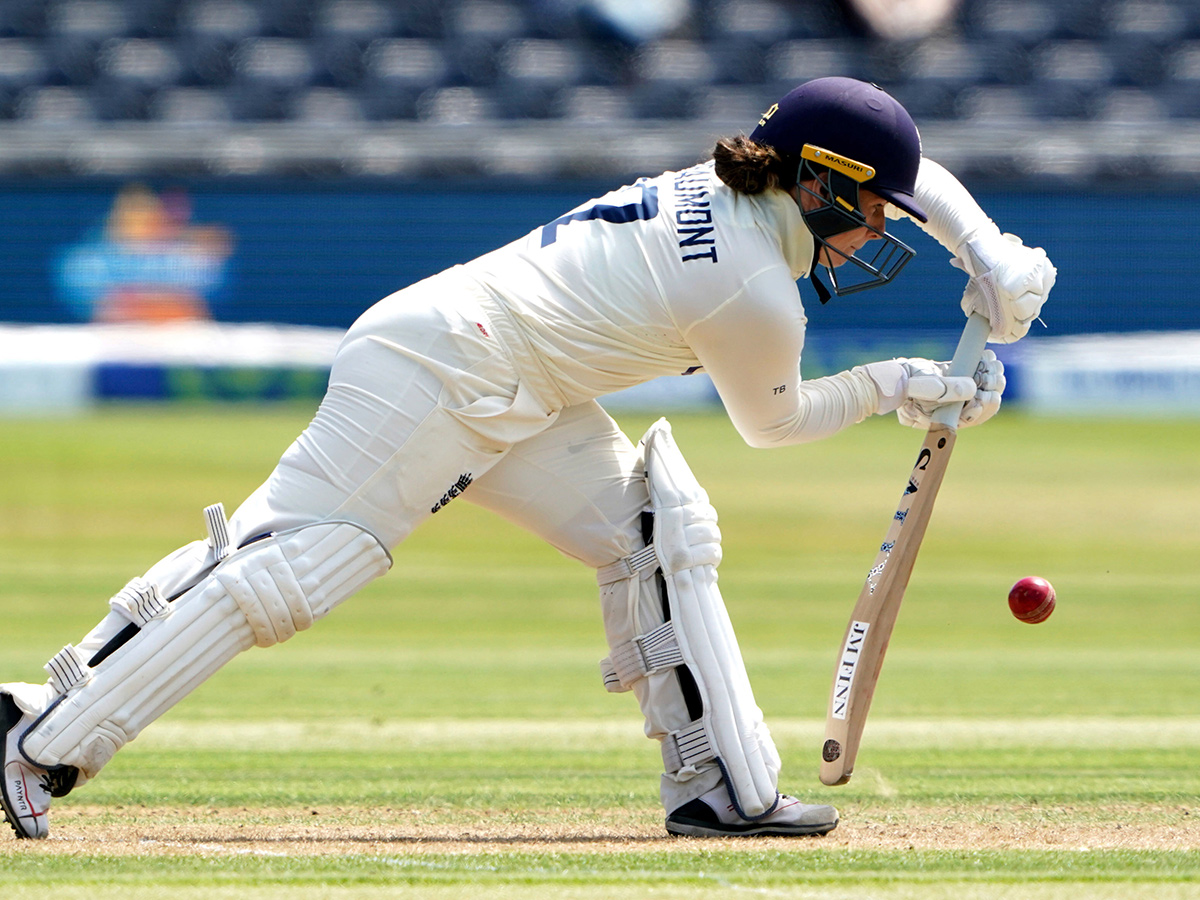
[682,265,880,448]
[887,157,1002,256]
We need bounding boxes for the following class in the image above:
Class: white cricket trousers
[229,276,648,570]
[50,274,672,803]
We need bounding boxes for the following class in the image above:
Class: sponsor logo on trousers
[431,474,473,514]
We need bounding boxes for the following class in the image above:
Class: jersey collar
[757,187,814,282]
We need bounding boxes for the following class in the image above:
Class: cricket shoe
[2,687,78,839]
[665,781,838,838]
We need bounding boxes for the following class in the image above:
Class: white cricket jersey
[458,161,882,447]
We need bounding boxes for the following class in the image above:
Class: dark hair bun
[712,135,793,195]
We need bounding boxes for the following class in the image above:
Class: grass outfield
[1,405,1199,897]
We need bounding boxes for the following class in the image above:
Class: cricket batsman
[3,77,1054,839]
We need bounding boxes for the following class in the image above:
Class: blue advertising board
[0,178,1188,337]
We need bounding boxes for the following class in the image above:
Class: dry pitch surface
[7,801,1197,856]
[8,718,1198,856]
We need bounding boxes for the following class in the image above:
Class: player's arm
[887,158,1057,344]
[684,268,983,448]
[683,267,869,448]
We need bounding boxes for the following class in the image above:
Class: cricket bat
[819,312,991,786]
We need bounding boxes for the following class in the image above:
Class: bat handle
[930,312,991,428]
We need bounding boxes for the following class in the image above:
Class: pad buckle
[44,645,90,694]
[599,621,683,692]
[596,544,658,586]
[204,503,231,562]
[109,577,168,627]
[661,720,716,779]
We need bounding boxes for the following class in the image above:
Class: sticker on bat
[830,620,871,720]
[866,560,887,593]
[823,739,842,763]
[904,448,933,495]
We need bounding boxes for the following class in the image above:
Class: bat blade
[818,312,990,787]
[819,422,957,786]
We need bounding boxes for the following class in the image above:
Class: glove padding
[862,352,1005,430]
[954,232,1056,344]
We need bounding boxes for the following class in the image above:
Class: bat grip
[930,312,991,428]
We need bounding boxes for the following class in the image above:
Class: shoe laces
[39,766,79,798]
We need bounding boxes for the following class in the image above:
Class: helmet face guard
[796,144,915,300]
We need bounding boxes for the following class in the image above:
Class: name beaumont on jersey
[675,169,719,264]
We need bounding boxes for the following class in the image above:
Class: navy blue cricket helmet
[750,78,926,299]
[750,76,926,222]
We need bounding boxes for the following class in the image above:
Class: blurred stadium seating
[1,0,1200,178]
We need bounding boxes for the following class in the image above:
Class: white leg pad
[20,522,390,778]
[217,521,391,647]
[599,418,781,819]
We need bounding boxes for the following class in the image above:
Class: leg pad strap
[20,521,390,779]
[44,646,89,695]
[109,578,169,628]
[662,719,715,777]
[600,621,684,693]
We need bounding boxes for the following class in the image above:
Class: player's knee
[652,500,721,574]
[215,522,391,647]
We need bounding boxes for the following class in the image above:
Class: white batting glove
[861,352,1005,429]
[954,232,1056,344]
[861,358,975,416]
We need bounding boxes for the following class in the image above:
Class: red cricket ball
[1008,576,1056,624]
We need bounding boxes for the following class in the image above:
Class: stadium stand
[1,0,1199,177]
